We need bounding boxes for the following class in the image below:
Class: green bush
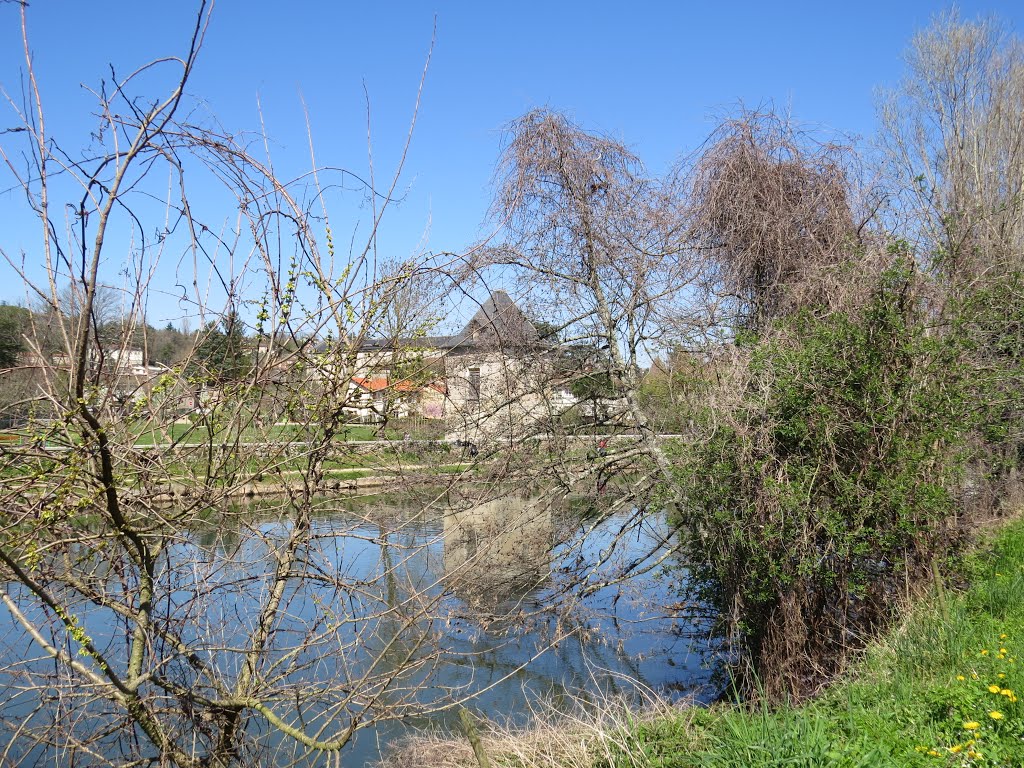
[672,261,980,699]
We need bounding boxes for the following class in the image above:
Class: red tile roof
[352,376,446,395]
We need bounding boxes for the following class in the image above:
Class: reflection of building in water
[443,496,553,610]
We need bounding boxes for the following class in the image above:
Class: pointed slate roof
[359,291,541,352]
[460,290,540,346]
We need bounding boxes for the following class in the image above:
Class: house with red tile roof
[349,291,574,439]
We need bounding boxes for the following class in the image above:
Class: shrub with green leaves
[672,261,981,700]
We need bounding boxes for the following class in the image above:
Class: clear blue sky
[2,1,1023,327]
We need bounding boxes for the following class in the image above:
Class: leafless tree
[474,109,704,494]
[878,9,1024,286]
[0,4,699,765]
[878,10,1024,495]
[0,4,538,765]
[687,108,870,332]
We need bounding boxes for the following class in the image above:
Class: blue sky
[2,1,1023,327]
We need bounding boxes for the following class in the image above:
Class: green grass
[615,516,1024,768]
[131,422,389,446]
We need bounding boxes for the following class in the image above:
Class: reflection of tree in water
[182,490,704,717]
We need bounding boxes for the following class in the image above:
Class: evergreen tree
[187,312,250,384]
[0,305,30,369]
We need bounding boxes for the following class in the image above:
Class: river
[0,488,713,766]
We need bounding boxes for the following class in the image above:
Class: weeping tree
[688,109,866,334]
[476,108,701,497]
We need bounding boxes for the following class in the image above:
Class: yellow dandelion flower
[981,649,990,656]
[964,721,981,730]
[989,684,1002,693]
[1001,633,1009,639]
[998,672,1007,679]
[1001,688,1014,696]
[928,749,941,757]
[957,674,966,681]
[1010,694,1019,702]
[968,750,983,759]
[949,744,963,754]
[989,710,1004,720]
[1001,648,1008,654]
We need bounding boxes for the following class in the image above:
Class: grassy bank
[388,514,1024,768]
[131,421,385,445]
[655,514,1024,768]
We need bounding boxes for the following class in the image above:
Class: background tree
[636,348,715,434]
[0,304,35,429]
[879,9,1024,500]
[878,9,1024,285]
[0,303,29,369]
[148,321,195,367]
[187,311,251,386]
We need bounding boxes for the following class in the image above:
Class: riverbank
[384,511,1024,767]
[147,462,475,502]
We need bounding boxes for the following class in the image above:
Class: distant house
[348,374,447,422]
[353,291,576,439]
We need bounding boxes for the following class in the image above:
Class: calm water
[0,490,712,766]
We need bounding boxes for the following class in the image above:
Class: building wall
[348,342,574,438]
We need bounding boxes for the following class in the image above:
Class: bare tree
[476,109,701,493]
[878,10,1024,497]
[878,9,1024,285]
[0,4,690,764]
[0,4,520,765]
[687,108,865,332]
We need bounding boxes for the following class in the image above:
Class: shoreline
[146,463,475,503]
[380,509,1024,768]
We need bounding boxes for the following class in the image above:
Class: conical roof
[460,290,540,346]
[358,291,541,352]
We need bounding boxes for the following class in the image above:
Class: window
[468,367,481,409]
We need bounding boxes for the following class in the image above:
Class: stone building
[353,291,574,439]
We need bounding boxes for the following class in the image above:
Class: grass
[1,427,466,489]
[132,422,387,446]
[378,514,1024,768]
[623,515,1024,768]
[382,692,685,768]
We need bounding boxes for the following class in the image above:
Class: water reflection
[443,495,553,611]
[0,489,710,767]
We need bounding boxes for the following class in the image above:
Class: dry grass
[377,685,692,768]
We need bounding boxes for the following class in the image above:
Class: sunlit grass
[662,517,1024,768]
[131,421,386,445]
